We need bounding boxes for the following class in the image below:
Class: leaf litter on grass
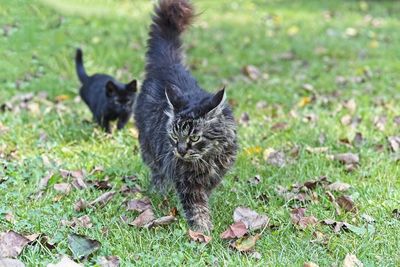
[68,233,100,260]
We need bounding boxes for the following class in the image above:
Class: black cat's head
[106,79,137,111]
[164,84,235,161]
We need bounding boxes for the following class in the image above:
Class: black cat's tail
[75,48,88,84]
[146,0,195,72]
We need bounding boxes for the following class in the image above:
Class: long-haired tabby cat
[75,48,137,133]
[134,0,237,233]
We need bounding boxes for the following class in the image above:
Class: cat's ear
[126,79,137,93]
[106,81,117,97]
[165,84,185,111]
[205,87,226,116]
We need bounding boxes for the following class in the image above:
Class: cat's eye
[189,135,200,142]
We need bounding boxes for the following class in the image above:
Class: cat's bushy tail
[146,0,195,72]
[75,48,88,84]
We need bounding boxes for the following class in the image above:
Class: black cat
[75,48,137,133]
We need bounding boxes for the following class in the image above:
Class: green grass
[1,0,400,266]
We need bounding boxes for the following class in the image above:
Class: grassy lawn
[1,0,400,266]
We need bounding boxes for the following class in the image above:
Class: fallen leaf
[250,251,262,260]
[144,215,176,228]
[74,199,88,212]
[242,65,261,81]
[306,146,329,154]
[188,230,212,244]
[89,191,115,208]
[255,101,267,109]
[4,212,15,223]
[90,179,112,190]
[98,256,120,267]
[53,183,72,194]
[220,221,247,239]
[290,208,318,229]
[0,231,30,258]
[345,27,358,37]
[247,175,261,185]
[326,181,351,192]
[304,262,319,267]
[68,233,100,260]
[374,115,386,131]
[270,122,288,131]
[343,99,357,113]
[129,209,155,227]
[126,198,152,212]
[233,207,269,230]
[361,214,375,223]
[353,132,363,147]
[334,153,359,165]
[35,171,54,198]
[265,151,286,167]
[298,96,312,108]
[341,115,352,126]
[239,112,250,126]
[62,215,92,228]
[343,254,363,267]
[388,136,400,152]
[394,116,400,126]
[0,258,25,267]
[325,191,341,215]
[55,95,70,102]
[277,51,296,61]
[47,255,83,267]
[392,209,400,220]
[89,165,104,175]
[231,234,260,252]
[337,195,358,213]
[310,231,328,245]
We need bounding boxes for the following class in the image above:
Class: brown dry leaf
[188,229,212,244]
[129,209,155,227]
[239,112,250,126]
[310,231,328,245]
[62,215,92,229]
[54,183,72,194]
[4,212,15,223]
[353,132,363,147]
[145,215,177,229]
[0,258,25,267]
[325,191,341,215]
[230,234,260,252]
[270,122,288,132]
[388,136,400,152]
[35,171,54,198]
[68,234,101,260]
[247,175,262,186]
[265,151,286,167]
[290,208,318,229]
[126,198,152,212]
[90,179,112,190]
[89,191,116,208]
[392,209,400,220]
[334,153,359,165]
[89,165,104,175]
[74,199,88,212]
[337,195,358,213]
[343,254,363,267]
[373,115,386,132]
[60,170,87,190]
[306,146,329,154]
[220,221,247,239]
[98,256,120,267]
[256,101,267,109]
[341,115,352,126]
[304,262,319,267]
[343,99,357,113]
[326,181,351,192]
[242,65,261,81]
[394,116,400,126]
[233,207,269,230]
[0,231,30,258]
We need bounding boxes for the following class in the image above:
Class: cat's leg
[117,113,131,130]
[175,182,212,233]
[100,117,111,133]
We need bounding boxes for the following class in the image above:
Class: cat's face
[106,80,137,111]
[165,85,227,161]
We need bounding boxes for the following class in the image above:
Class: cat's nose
[177,143,187,156]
